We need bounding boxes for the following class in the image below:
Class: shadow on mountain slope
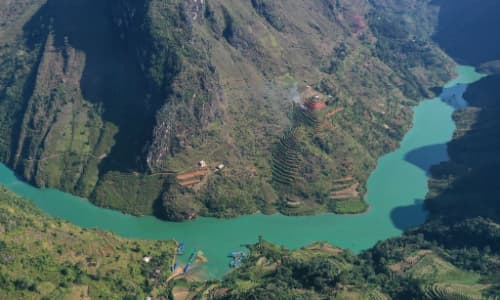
[390,199,427,230]
[24,0,161,173]
[433,0,500,65]
[404,144,448,175]
[425,75,500,223]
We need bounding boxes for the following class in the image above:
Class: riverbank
[0,66,484,278]
[0,186,177,299]
[426,73,498,222]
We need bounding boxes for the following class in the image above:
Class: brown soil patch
[331,182,359,199]
[333,183,351,190]
[167,265,184,283]
[263,262,279,272]
[417,250,433,256]
[196,251,208,263]
[405,255,420,265]
[326,107,345,119]
[334,176,354,182]
[211,288,230,299]
[176,169,208,180]
[390,252,430,274]
[172,287,190,300]
[256,257,267,266]
[179,179,202,186]
[287,200,302,207]
[320,245,343,255]
[389,262,403,272]
[306,243,343,255]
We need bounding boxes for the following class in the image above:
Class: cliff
[0,0,454,220]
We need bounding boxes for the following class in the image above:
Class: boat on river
[176,242,186,255]
[228,251,246,258]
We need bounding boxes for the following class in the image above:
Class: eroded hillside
[0,0,454,220]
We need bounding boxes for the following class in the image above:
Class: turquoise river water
[0,66,485,278]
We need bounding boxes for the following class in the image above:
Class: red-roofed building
[305,98,326,111]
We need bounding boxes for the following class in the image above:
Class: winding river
[0,66,485,278]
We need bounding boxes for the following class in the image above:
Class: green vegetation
[179,233,498,299]
[250,0,285,31]
[0,0,499,299]
[0,185,176,299]
[92,172,165,216]
[272,126,302,186]
[2,180,496,299]
[176,13,500,297]
[0,0,454,220]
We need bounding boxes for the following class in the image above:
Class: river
[0,66,485,278]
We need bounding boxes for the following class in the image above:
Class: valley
[0,0,453,220]
[0,0,499,299]
[0,65,484,279]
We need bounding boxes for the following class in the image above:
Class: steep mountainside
[423,0,500,238]
[0,186,176,299]
[183,1,500,297]
[427,75,500,223]
[433,0,500,67]
[179,234,499,299]
[1,185,498,299]
[0,0,453,220]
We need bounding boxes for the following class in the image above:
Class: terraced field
[272,103,331,187]
[272,127,302,185]
[294,106,321,131]
[423,284,477,300]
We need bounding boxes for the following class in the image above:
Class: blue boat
[228,251,245,258]
[188,249,198,262]
[171,262,179,272]
[176,242,186,255]
[183,262,191,273]
[230,260,241,268]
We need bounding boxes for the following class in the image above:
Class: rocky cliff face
[0,0,454,220]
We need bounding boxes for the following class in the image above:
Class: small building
[305,98,326,111]
[198,160,207,168]
[302,85,326,111]
[142,256,152,263]
[216,164,225,171]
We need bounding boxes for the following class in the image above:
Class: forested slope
[0,186,176,299]
[0,0,453,220]
[177,1,500,298]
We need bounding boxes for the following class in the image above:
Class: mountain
[0,0,453,220]
[189,234,499,299]
[1,184,498,299]
[183,0,500,298]
[197,1,500,298]
[423,0,500,243]
[0,186,176,299]
[1,0,500,299]
[433,0,500,67]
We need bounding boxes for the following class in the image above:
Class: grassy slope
[0,0,454,220]
[178,2,500,297]
[178,238,498,299]
[181,1,454,215]
[0,186,176,300]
